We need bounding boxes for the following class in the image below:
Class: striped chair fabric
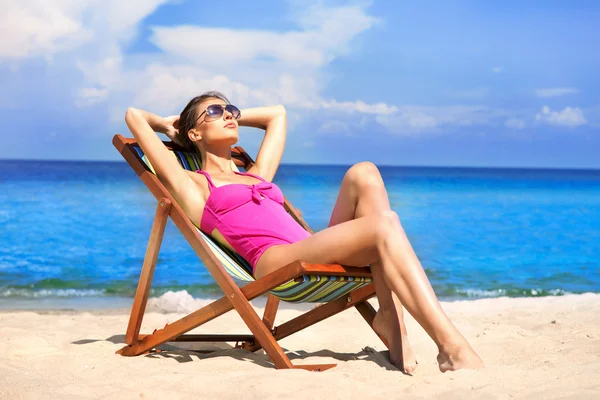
[131,145,372,303]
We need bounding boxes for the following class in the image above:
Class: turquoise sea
[0,160,599,307]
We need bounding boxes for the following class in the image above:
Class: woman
[125,91,483,374]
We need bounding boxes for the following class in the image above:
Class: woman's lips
[224,123,236,129]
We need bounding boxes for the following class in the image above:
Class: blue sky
[1,0,598,168]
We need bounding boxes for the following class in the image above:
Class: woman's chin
[210,133,238,145]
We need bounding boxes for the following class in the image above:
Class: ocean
[1,160,599,307]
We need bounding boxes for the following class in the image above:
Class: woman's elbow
[125,107,138,122]
[275,104,286,116]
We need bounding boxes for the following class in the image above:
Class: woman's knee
[373,210,402,240]
[345,161,383,190]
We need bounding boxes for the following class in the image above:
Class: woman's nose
[223,110,233,120]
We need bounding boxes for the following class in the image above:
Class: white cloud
[492,66,503,73]
[148,4,378,69]
[149,4,379,70]
[0,0,90,60]
[76,87,109,107]
[505,118,526,130]
[69,1,381,119]
[127,65,266,113]
[2,1,557,142]
[0,0,169,62]
[375,106,509,134]
[151,26,326,68]
[318,100,397,115]
[3,0,514,139]
[535,87,579,98]
[535,105,587,127]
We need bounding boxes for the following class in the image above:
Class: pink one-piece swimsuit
[196,169,311,274]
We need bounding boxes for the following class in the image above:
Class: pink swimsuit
[197,169,311,274]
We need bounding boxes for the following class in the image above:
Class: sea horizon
[1,157,600,172]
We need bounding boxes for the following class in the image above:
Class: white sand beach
[1,293,599,399]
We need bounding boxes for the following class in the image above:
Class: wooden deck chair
[113,134,388,372]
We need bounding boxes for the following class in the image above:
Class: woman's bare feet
[437,342,484,372]
[372,310,418,374]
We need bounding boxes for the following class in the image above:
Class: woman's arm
[238,105,286,182]
[124,108,202,208]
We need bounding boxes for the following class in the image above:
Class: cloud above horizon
[535,106,587,127]
[0,0,169,61]
[535,87,580,98]
[2,0,595,137]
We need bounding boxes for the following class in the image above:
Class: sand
[1,293,599,399]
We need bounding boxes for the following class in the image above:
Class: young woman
[125,91,484,374]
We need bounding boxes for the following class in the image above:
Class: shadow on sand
[72,334,398,371]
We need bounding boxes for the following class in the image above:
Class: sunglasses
[195,104,241,125]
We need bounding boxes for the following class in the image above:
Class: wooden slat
[298,261,372,277]
[262,295,280,331]
[354,300,377,328]
[273,283,376,340]
[164,334,255,343]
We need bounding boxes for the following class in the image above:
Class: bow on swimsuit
[196,169,311,274]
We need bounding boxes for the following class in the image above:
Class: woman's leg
[256,210,483,372]
[327,162,416,372]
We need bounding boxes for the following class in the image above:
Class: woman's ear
[188,128,202,142]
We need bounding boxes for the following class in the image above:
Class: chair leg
[226,290,295,369]
[262,294,280,331]
[239,294,279,351]
[124,198,171,345]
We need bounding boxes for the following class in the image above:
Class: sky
[0,0,598,168]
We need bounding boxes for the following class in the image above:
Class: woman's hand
[127,108,183,146]
[162,115,182,146]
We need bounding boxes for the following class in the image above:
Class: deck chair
[113,134,388,371]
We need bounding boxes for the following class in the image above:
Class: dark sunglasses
[195,104,241,125]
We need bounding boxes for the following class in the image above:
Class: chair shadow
[72,334,398,371]
[286,347,399,371]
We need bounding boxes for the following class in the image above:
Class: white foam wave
[454,288,571,298]
[0,288,106,298]
[147,290,214,313]
[457,288,505,297]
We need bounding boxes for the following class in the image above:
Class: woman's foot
[373,310,418,374]
[437,342,484,372]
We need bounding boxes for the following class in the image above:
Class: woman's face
[189,98,239,147]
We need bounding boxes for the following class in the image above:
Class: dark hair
[177,91,230,152]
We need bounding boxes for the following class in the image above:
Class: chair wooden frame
[113,134,388,371]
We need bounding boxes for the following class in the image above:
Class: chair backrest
[130,145,256,282]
